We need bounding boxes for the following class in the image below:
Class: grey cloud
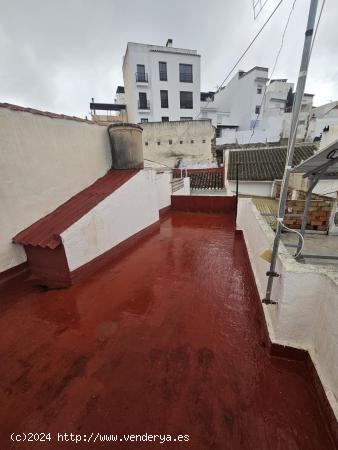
[0,0,336,116]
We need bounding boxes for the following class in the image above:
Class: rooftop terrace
[0,207,335,449]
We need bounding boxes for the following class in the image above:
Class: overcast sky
[1,0,337,117]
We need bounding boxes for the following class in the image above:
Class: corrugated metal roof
[227,144,316,181]
[13,170,138,249]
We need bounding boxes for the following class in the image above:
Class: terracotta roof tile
[227,144,317,181]
[13,170,138,249]
[0,102,104,125]
[173,168,224,190]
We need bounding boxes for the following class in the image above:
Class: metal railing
[135,72,148,83]
[138,100,150,110]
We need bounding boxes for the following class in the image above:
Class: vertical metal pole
[263,0,318,304]
[235,163,239,224]
[296,176,318,255]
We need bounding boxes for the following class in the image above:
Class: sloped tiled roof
[173,168,224,190]
[0,102,100,125]
[227,144,316,181]
[13,170,138,249]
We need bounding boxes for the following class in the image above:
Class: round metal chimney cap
[107,122,143,132]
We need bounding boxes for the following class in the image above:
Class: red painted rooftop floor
[0,211,335,449]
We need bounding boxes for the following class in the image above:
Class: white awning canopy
[292,139,338,179]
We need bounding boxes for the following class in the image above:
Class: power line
[249,0,297,143]
[175,0,286,148]
[310,0,326,57]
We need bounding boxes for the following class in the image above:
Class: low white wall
[216,128,280,145]
[227,180,273,197]
[142,120,215,167]
[153,170,172,210]
[174,177,191,196]
[61,170,159,271]
[237,198,338,420]
[0,106,112,273]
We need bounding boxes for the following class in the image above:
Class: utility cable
[249,0,297,143]
[175,0,286,147]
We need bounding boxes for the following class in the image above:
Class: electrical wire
[249,0,297,143]
[309,0,326,58]
[175,0,286,147]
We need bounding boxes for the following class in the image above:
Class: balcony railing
[138,100,150,110]
[135,72,149,83]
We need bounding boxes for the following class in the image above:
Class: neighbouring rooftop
[227,144,317,181]
[173,168,224,190]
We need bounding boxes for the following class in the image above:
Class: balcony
[135,72,148,83]
[138,100,150,110]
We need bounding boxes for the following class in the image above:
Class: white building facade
[122,40,201,124]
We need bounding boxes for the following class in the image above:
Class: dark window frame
[161,116,169,122]
[138,92,149,109]
[179,63,193,83]
[255,105,261,115]
[160,90,169,108]
[159,61,167,81]
[180,91,193,109]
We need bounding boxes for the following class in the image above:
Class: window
[145,142,148,146]
[159,62,167,81]
[179,64,193,82]
[160,90,169,108]
[138,92,149,109]
[162,116,169,122]
[298,120,306,125]
[202,139,206,143]
[180,140,183,144]
[180,91,193,109]
[140,118,148,123]
[157,141,161,145]
[190,140,194,144]
[257,85,262,94]
[216,127,221,138]
[180,117,193,120]
[136,64,147,82]
[169,139,172,145]
[255,105,261,115]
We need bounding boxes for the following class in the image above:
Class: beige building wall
[0,106,112,273]
[141,119,215,167]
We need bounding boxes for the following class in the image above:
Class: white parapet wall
[141,120,215,167]
[0,105,112,273]
[61,170,159,272]
[237,198,338,420]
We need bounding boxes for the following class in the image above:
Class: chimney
[166,39,173,48]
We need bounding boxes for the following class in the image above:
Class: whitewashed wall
[123,42,201,123]
[61,171,159,271]
[237,198,338,421]
[227,180,273,197]
[142,120,215,167]
[216,128,280,145]
[0,107,112,273]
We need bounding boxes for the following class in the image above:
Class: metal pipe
[263,0,318,304]
[295,176,318,256]
[235,163,239,224]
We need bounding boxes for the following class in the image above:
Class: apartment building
[122,40,201,123]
